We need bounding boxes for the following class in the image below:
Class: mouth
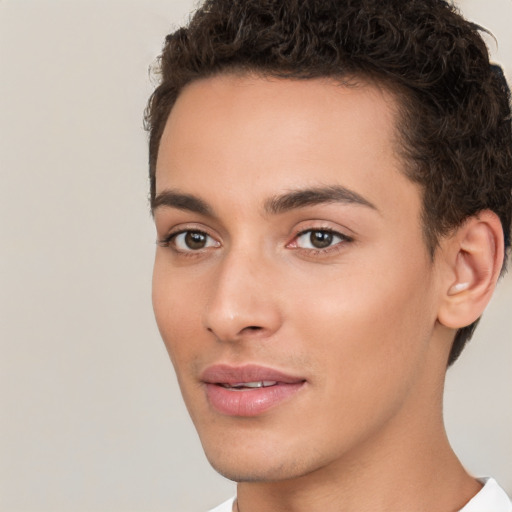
[201,364,306,417]
[219,380,278,389]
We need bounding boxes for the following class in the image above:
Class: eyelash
[157,229,218,255]
[157,227,353,257]
[289,227,353,256]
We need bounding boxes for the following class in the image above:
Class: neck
[235,357,480,512]
[236,420,479,512]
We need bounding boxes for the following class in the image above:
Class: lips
[201,364,306,417]
[220,380,278,389]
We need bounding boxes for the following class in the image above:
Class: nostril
[206,325,263,337]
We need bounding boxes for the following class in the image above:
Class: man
[146,0,512,510]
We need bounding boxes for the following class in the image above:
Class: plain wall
[1,1,510,510]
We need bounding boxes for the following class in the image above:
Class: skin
[152,74,483,511]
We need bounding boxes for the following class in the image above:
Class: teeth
[222,381,277,389]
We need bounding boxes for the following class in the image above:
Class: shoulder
[459,478,512,512]
[207,497,235,512]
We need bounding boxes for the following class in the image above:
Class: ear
[437,211,504,329]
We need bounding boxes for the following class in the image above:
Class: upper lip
[201,364,306,385]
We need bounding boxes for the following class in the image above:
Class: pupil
[310,231,332,249]
[185,231,206,249]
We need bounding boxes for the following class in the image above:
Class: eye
[163,230,220,252]
[293,229,350,250]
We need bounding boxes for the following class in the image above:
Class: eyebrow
[151,185,377,217]
[151,190,213,216]
[264,185,378,215]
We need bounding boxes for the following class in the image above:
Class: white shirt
[461,478,512,512]
[207,478,512,512]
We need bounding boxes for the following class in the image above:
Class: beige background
[0,1,510,510]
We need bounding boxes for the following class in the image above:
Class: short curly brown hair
[145,0,512,365]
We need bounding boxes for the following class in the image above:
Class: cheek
[279,266,435,446]
[152,259,205,365]
[289,253,436,393]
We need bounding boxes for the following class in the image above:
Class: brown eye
[293,229,349,251]
[171,231,220,251]
[185,231,207,249]
[309,231,333,249]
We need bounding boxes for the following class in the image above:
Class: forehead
[155,73,421,224]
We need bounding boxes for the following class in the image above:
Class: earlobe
[437,211,504,329]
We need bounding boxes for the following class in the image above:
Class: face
[152,74,444,482]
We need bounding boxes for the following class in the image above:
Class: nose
[203,249,283,343]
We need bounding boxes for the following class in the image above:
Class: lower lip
[205,382,305,417]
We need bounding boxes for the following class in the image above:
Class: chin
[208,456,309,483]
[201,438,326,483]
